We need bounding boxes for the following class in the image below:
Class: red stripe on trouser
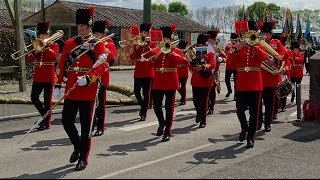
[85,101,94,165]
[271,90,277,122]
[253,91,262,139]
[205,87,211,125]
[47,85,53,127]
[168,91,176,136]
[148,80,153,107]
[100,88,107,132]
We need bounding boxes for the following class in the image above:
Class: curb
[110,66,135,71]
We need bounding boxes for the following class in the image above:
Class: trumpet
[141,40,180,61]
[100,33,115,43]
[11,30,64,60]
[118,33,150,47]
[183,43,196,61]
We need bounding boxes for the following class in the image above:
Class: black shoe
[139,116,146,121]
[178,102,186,106]
[265,125,271,132]
[198,122,206,128]
[246,139,254,148]
[257,122,262,130]
[196,116,200,123]
[207,109,213,115]
[274,114,278,120]
[75,161,86,171]
[280,108,286,112]
[69,150,80,163]
[37,124,49,131]
[239,131,247,142]
[162,134,170,142]
[156,124,165,136]
[93,130,104,137]
[225,92,231,98]
[291,96,295,103]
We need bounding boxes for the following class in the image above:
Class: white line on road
[0,109,63,121]
[118,111,197,131]
[290,111,297,117]
[118,121,158,131]
[97,133,239,179]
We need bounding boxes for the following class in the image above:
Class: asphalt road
[1,67,319,179]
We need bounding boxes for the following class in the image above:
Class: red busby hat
[207,29,219,40]
[76,5,94,26]
[37,20,50,35]
[160,24,176,39]
[230,33,239,40]
[92,20,109,33]
[178,40,188,49]
[197,34,208,45]
[290,41,300,50]
[140,22,152,33]
[235,20,249,34]
[260,22,273,33]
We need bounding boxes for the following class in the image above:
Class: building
[22,0,209,65]
[0,9,33,30]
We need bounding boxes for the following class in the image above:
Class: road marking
[118,111,197,131]
[0,109,63,121]
[118,121,158,131]
[290,111,297,117]
[97,133,239,179]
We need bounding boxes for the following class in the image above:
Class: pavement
[1,66,319,179]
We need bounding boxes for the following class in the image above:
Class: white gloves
[93,54,108,68]
[77,76,87,86]
[53,88,61,99]
[217,57,223,63]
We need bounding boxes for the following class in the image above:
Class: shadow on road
[179,143,248,172]
[110,108,140,114]
[7,164,75,179]
[97,137,161,157]
[282,121,320,143]
[107,117,141,128]
[20,138,71,152]
[0,129,28,140]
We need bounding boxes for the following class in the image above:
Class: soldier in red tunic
[258,22,288,132]
[152,25,187,142]
[92,20,117,137]
[27,21,59,131]
[177,40,189,106]
[191,34,216,128]
[130,22,156,121]
[53,6,107,171]
[234,20,268,148]
[290,41,305,103]
[225,33,239,100]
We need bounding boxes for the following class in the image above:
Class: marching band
[19,4,308,171]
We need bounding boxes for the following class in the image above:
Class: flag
[304,15,311,40]
[295,13,302,40]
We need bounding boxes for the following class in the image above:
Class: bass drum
[276,78,293,98]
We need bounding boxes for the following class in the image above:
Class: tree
[246,1,281,22]
[168,1,189,16]
[151,3,167,12]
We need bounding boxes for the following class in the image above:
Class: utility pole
[14,0,27,92]
[41,0,45,22]
[143,0,151,23]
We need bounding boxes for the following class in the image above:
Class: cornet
[11,30,64,60]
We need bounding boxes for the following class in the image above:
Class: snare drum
[276,78,293,98]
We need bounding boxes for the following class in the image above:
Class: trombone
[11,30,64,60]
[118,33,150,47]
[141,39,180,61]
[100,33,115,43]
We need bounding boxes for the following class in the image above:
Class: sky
[75,0,320,10]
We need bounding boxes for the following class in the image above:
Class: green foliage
[151,3,167,12]
[246,1,280,22]
[168,1,189,16]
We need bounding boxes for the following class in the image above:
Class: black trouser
[193,87,211,125]
[31,82,53,127]
[259,87,277,126]
[208,85,216,111]
[290,77,303,99]
[153,90,176,136]
[177,78,188,104]
[280,97,287,110]
[62,99,94,165]
[274,95,280,117]
[134,78,152,118]
[94,85,107,132]
[225,70,237,94]
[236,91,261,140]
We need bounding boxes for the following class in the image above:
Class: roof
[56,0,208,32]
[0,9,34,28]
